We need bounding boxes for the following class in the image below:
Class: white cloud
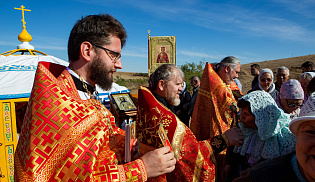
[273,0,315,19]
[123,44,148,58]
[35,45,67,51]
[0,41,18,46]
[123,52,147,58]
[122,0,315,43]
[177,50,217,58]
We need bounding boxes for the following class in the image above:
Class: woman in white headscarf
[233,92,315,182]
[222,91,296,181]
[248,68,278,100]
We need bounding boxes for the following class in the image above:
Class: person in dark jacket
[250,64,260,89]
[174,81,191,126]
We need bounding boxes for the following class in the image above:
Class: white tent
[0,55,69,99]
[0,55,130,107]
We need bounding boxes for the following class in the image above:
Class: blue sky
[1,0,315,73]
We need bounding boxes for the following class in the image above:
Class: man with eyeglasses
[15,14,175,181]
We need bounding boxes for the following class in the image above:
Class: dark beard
[89,56,113,91]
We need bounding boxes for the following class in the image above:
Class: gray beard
[166,96,180,106]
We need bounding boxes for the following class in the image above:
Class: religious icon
[156,46,169,63]
[130,121,136,150]
[110,93,137,112]
[158,123,173,151]
[148,35,176,75]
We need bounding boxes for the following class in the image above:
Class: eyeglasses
[286,99,303,107]
[260,78,272,82]
[90,42,121,62]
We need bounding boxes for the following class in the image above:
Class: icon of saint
[156,47,169,63]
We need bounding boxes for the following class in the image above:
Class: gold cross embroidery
[211,138,222,148]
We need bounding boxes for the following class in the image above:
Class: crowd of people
[14,13,315,182]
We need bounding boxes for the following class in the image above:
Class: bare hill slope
[239,54,315,94]
[115,54,315,94]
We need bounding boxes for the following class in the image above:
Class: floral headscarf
[234,91,296,163]
[279,79,304,100]
[275,79,304,119]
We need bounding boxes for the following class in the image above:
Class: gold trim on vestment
[192,149,203,182]
[171,117,185,161]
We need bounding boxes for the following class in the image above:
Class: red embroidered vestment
[190,62,242,181]
[136,86,216,182]
[15,62,147,182]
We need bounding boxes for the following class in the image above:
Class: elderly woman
[276,79,304,119]
[248,68,278,100]
[222,91,296,181]
[300,72,315,103]
[233,92,315,182]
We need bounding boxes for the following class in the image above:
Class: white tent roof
[0,55,69,99]
[0,55,130,103]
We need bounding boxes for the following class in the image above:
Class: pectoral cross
[14,5,31,29]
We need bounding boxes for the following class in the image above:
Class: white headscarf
[258,68,275,93]
[234,91,296,163]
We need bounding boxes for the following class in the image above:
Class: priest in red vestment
[15,14,176,182]
[136,64,243,181]
[190,56,243,181]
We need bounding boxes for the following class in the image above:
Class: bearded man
[137,64,243,181]
[15,14,175,181]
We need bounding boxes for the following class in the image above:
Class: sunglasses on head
[260,78,272,82]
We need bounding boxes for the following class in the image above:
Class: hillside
[238,54,315,93]
[115,54,315,94]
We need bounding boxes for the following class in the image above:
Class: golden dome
[18,28,32,42]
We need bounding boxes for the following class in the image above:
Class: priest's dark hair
[68,14,127,62]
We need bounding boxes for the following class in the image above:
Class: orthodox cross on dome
[14,5,34,49]
[14,5,31,29]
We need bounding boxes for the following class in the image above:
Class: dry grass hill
[115,54,315,94]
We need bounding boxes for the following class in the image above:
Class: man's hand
[224,128,243,146]
[141,146,176,178]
